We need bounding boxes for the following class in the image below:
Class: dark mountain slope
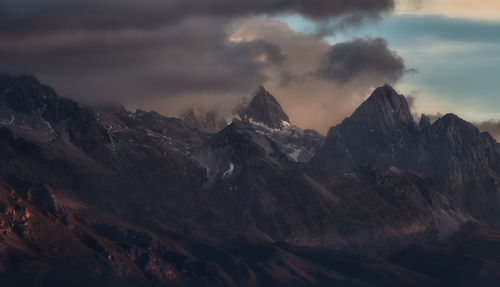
[2,75,499,286]
[0,75,472,255]
[312,85,416,172]
[390,223,500,287]
[313,85,500,227]
[0,177,437,287]
[194,119,470,256]
[233,86,324,163]
[401,114,500,225]
[0,75,208,233]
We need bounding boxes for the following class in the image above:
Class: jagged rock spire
[349,84,414,131]
[239,86,290,129]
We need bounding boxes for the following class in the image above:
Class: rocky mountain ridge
[313,84,500,227]
[237,85,291,129]
[1,74,500,286]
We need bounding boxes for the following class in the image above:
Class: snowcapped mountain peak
[238,85,290,129]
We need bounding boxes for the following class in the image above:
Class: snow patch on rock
[223,162,235,178]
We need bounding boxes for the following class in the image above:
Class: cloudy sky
[1,0,499,136]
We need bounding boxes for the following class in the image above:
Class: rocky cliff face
[238,86,290,129]
[0,75,475,248]
[193,120,469,256]
[313,85,415,172]
[403,114,500,226]
[1,75,500,286]
[232,86,324,163]
[313,85,500,227]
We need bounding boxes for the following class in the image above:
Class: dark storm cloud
[317,38,406,83]
[314,11,388,37]
[0,0,394,102]
[0,0,403,131]
[0,0,394,35]
[0,18,277,102]
[246,40,286,65]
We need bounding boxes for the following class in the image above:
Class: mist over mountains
[1,75,500,286]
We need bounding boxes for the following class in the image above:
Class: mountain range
[1,75,500,286]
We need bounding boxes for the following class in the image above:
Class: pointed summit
[312,85,416,172]
[245,86,290,127]
[239,86,290,129]
[0,74,59,115]
[350,84,414,130]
